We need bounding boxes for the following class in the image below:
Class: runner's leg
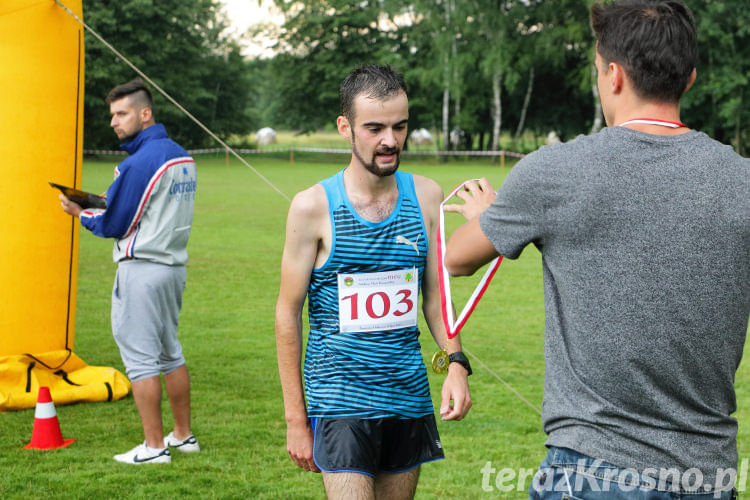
[322,472,375,500]
[374,467,420,500]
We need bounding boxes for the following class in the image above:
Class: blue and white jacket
[80,124,196,266]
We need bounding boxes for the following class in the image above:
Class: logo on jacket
[168,177,197,202]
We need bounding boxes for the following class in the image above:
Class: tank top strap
[318,170,345,219]
[395,171,416,205]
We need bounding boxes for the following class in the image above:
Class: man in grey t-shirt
[445,1,749,498]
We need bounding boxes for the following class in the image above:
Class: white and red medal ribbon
[436,179,502,339]
[618,118,687,128]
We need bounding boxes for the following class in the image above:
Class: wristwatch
[448,351,472,376]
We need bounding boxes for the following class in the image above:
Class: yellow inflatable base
[0,350,130,411]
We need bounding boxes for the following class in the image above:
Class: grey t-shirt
[479,126,750,483]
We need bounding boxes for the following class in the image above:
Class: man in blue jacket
[60,79,199,464]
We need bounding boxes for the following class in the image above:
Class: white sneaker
[113,442,171,464]
[163,431,200,453]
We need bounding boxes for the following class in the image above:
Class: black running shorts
[310,414,444,476]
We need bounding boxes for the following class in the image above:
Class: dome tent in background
[409,128,433,146]
[256,127,277,146]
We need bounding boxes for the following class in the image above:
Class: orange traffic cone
[23,387,75,450]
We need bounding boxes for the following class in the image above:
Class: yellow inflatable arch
[0,0,129,410]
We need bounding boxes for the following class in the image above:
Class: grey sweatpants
[111,260,186,382]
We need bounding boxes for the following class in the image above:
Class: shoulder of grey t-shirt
[476,133,590,259]
[477,128,748,259]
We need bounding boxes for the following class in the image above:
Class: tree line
[82,0,747,155]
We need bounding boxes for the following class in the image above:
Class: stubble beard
[117,131,139,143]
[351,136,400,178]
[114,115,144,143]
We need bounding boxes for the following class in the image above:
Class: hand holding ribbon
[437,179,502,339]
[443,178,497,220]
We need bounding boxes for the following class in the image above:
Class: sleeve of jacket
[79,160,150,239]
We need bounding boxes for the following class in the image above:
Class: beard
[117,131,139,143]
[351,137,400,177]
[114,116,144,143]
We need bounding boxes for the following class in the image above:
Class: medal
[436,179,503,339]
[432,350,449,374]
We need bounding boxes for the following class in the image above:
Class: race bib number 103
[337,269,419,333]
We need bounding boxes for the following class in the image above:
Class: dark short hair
[591,0,697,102]
[105,78,154,110]
[340,64,407,123]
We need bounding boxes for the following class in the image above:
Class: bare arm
[275,186,327,473]
[414,175,472,421]
[443,178,499,276]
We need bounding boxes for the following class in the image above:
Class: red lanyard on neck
[618,118,688,128]
[436,180,502,339]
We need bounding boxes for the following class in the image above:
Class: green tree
[469,0,515,150]
[251,0,745,154]
[266,0,411,133]
[512,0,593,141]
[683,0,748,155]
[404,0,470,149]
[82,0,255,149]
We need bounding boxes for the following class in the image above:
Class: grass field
[2,154,749,499]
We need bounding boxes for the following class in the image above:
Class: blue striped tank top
[305,170,433,419]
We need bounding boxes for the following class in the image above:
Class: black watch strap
[448,351,472,376]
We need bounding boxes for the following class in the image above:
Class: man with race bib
[275,64,472,499]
